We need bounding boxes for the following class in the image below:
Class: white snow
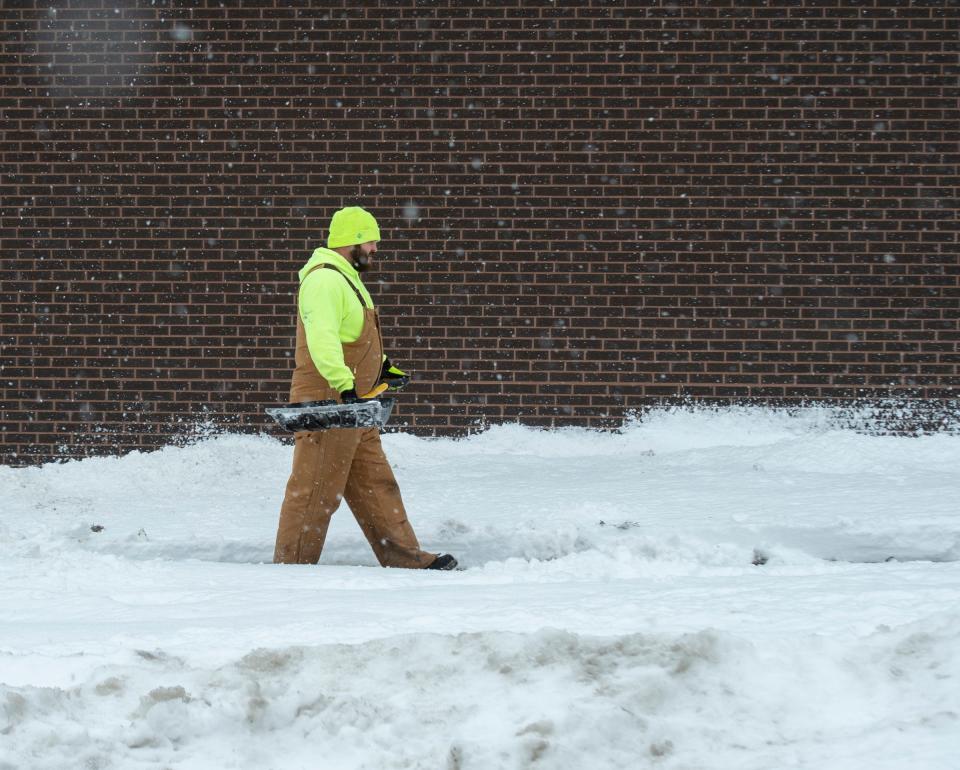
[1,405,959,769]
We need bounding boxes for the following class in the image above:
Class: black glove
[379,358,411,391]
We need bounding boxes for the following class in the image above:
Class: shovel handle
[359,382,389,400]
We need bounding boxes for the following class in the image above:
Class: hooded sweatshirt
[297,247,376,394]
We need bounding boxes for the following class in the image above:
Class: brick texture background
[1,0,958,466]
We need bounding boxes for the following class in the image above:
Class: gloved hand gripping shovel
[266,383,395,432]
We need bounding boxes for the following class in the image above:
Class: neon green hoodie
[297,247,376,393]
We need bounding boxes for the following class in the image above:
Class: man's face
[350,240,378,272]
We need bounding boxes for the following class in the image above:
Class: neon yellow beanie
[327,206,381,249]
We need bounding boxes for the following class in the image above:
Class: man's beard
[350,245,371,272]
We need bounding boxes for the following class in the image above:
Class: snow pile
[1,405,959,769]
[3,620,958,770]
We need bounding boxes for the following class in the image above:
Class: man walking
[273,206,457,571]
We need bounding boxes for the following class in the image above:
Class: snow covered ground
[1,406,958,769]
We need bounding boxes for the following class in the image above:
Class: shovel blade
[266,398,395,432]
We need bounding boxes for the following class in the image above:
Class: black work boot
[425,554,458,571]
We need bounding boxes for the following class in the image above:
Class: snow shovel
[266,384,396,432]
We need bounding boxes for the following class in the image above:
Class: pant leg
[273,428,362,564]
[343,427,436,569]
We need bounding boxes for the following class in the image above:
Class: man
[273,206,457,571]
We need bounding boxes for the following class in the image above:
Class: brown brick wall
[1,0,958,465]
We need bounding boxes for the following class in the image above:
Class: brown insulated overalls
[273,263,436,568]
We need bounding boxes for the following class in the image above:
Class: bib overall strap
[321,264,369,308]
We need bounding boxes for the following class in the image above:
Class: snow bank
[2,618,958,770]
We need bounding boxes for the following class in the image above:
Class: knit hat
[327,206,381,249]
